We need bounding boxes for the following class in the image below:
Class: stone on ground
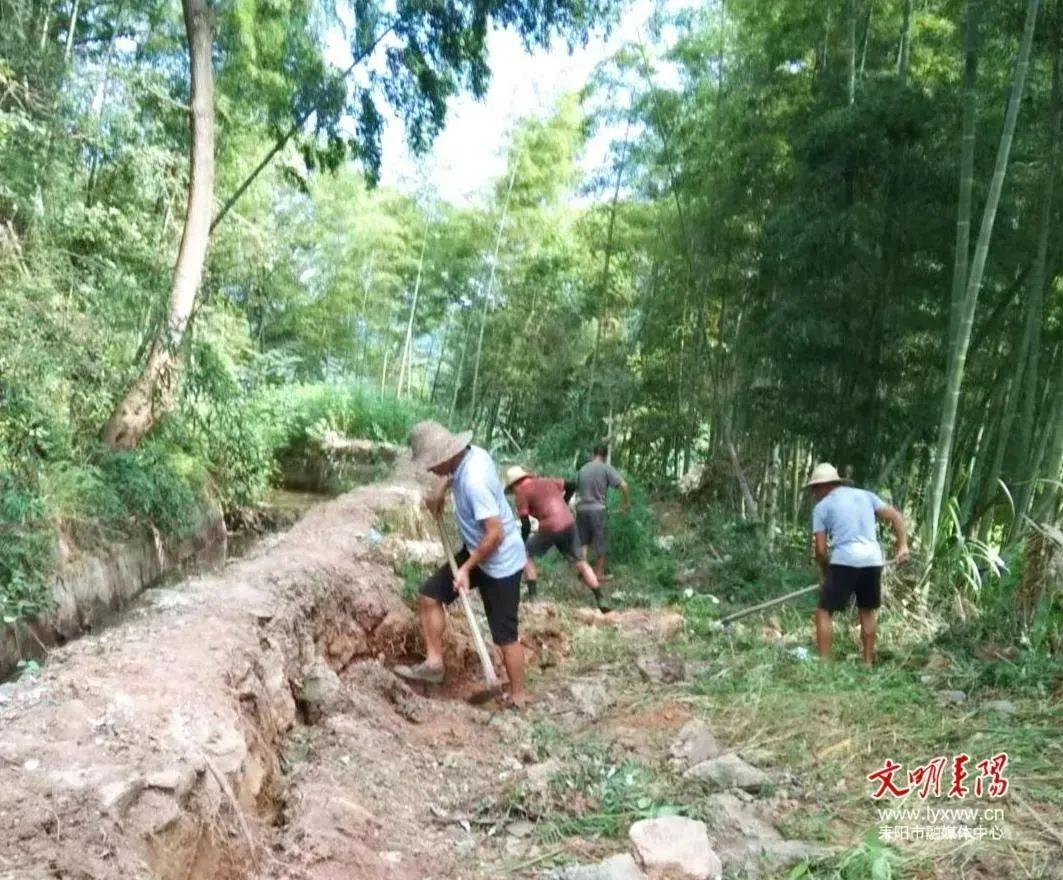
[937,689,967,706]
[548,853,647,880]
[524,758,562,793]
[984,699,1017,715]
[670,720,723,768]
[704,793,819,876]
[635,655,686,684]
[685,753,770,793]
[629,816,723,880]
[145,765,197,801]
[568,680,613,721]
[97,776,144,816]
[297,658,346,722]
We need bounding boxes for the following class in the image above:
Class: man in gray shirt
[576,443,630,586]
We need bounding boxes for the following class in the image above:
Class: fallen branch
[202,755,257,867]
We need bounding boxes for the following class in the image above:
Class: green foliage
[0,478,55,622]
[257,381,436,460]
[97,448,205,539]
[789,830,907,880]
[505,738,683,842]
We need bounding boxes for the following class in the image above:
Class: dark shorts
[819,565,882,613]
[419,547,522,646]
[576,508,608,556]
[527,524,582,562]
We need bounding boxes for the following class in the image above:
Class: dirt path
[0,468,808,880]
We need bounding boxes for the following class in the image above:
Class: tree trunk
[1012,44,1062,523]
[926,0,1038,540]
[1034,361,1063,523]
[948,0,980,370]
[469,164,516,417]
[449,321,472,424]
[586,113,632,417]
[430,315,451,404]
[397,228,429,398]
[728,441,760,520]
[101,0,214,450]
[898,0,912,84]
[847,0,857,105]
[860,0,873,79]
[63,0,79,60]
[767,443,781,550]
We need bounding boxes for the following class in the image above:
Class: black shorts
[526,524,582,562]
[576,508,608,556]
[419,547,523,646]
[819,565,882,612]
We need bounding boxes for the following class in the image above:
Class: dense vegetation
[1,0,1060,652]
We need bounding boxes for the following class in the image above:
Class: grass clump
[497,737,684,844]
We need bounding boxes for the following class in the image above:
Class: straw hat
[408,420,473,469]
[505,465,533,490]
[805,462,848,487]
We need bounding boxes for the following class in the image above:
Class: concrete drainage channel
[0,472,490,880]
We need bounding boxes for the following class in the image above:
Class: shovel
[434,513,504,703]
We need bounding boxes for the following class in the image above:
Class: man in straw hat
[504,466,609,611]
[399,420,529,706]
[806,462,909,665]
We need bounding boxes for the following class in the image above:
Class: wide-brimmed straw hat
[408,420,473,469]
[805,462,849,488]
[505,465,533,490]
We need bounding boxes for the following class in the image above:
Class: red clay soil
[0,469,506,880]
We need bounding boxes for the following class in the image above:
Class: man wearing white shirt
[807,463,909,665]
[398,421,529,706]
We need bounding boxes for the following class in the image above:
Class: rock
[938,689,967,706]
[297,659,345,722]
[739,747,773,766]
[568,680,612,721]
[507,820,536,838]
[629,816,722,880]
[599,854,648,880]
[703,793,820,876]
[984,699,1017,715]
[670,721,723,768]
[145,765,197,801]
[635,656,686,684]
[524,758,561,793]
[548,854,647,880]
[98,777,145,816]
[685,753,770,793]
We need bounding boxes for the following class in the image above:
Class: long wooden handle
[719,583,818,625]
[719,559,901,625]
[434,514,501,692]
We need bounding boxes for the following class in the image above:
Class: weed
[401,562,430,604]
[788,829,908,879]
[513,739,684,843]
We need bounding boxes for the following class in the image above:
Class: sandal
[394,662,445,684]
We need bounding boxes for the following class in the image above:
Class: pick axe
[433,513,503,702]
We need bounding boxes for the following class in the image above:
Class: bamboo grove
[1,0,1061,574]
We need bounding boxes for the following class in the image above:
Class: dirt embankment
[0,469,495,880]
[0,503,226,680]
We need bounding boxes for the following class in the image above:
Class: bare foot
[504,692,533,710]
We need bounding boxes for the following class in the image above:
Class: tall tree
[101,0,215,449]
[926,0,1040,541]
